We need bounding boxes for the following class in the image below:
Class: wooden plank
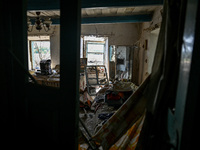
[110,8,118,14]
[133,6,156,13]
[117,8,126,15]
[31,13,153,24]
[125,7,135,14]
[102,8,110,16]
[93,9,102,16]
[85,9,95,16]
[28,0,164,10]
[82,9,88,17]
[82,14,152,24]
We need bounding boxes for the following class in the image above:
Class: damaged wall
[81,23,141,46]
[82,23,141,82]
[136,6,162,84]
[27,13,162,86]
[46,23,141,69]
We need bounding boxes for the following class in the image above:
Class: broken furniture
[80,58,87,73]
[85,65,109,96]
[79,76,149,149]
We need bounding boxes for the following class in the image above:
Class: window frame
[86,41,105,65]
[29,40,51,70]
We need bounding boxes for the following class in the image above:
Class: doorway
[109,45,134,81]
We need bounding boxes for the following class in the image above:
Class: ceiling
[27,6,159,18]
[82,6,159,17]
[27,0,163,24]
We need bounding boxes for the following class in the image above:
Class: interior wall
[28,18,161,85]
[50,26,60,68]
[137,6,162,84]
[82,23,141,81]
[46,23,140,69]
[81,23,141,46]
[148,29,160,73]
[28,25,59,69]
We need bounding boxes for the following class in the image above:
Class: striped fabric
[110,112,145,150]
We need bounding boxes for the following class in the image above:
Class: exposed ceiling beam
[82,0,164,8]
[30,14,152,24]
[27,0,163,10]
[28,0,59,10]
[81,14,152,24]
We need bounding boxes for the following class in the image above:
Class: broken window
[86,43,105,65]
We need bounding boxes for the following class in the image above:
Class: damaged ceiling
[27,0,163,24]
[27,6,160,18]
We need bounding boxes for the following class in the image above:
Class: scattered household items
[104,91,124,107]
[79,76,149,150]
[98,112,114,120]
[80,74,86,92]
[112,81,138,92]
[54,64,60,73]
[105,90,133,108]
[31,73,60,88]
[79,88,94,110]
[40,59,52,75]
[30,61,60,88]
[80,58,87,73]
[85,65,109,96]
[79,68,141,149]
